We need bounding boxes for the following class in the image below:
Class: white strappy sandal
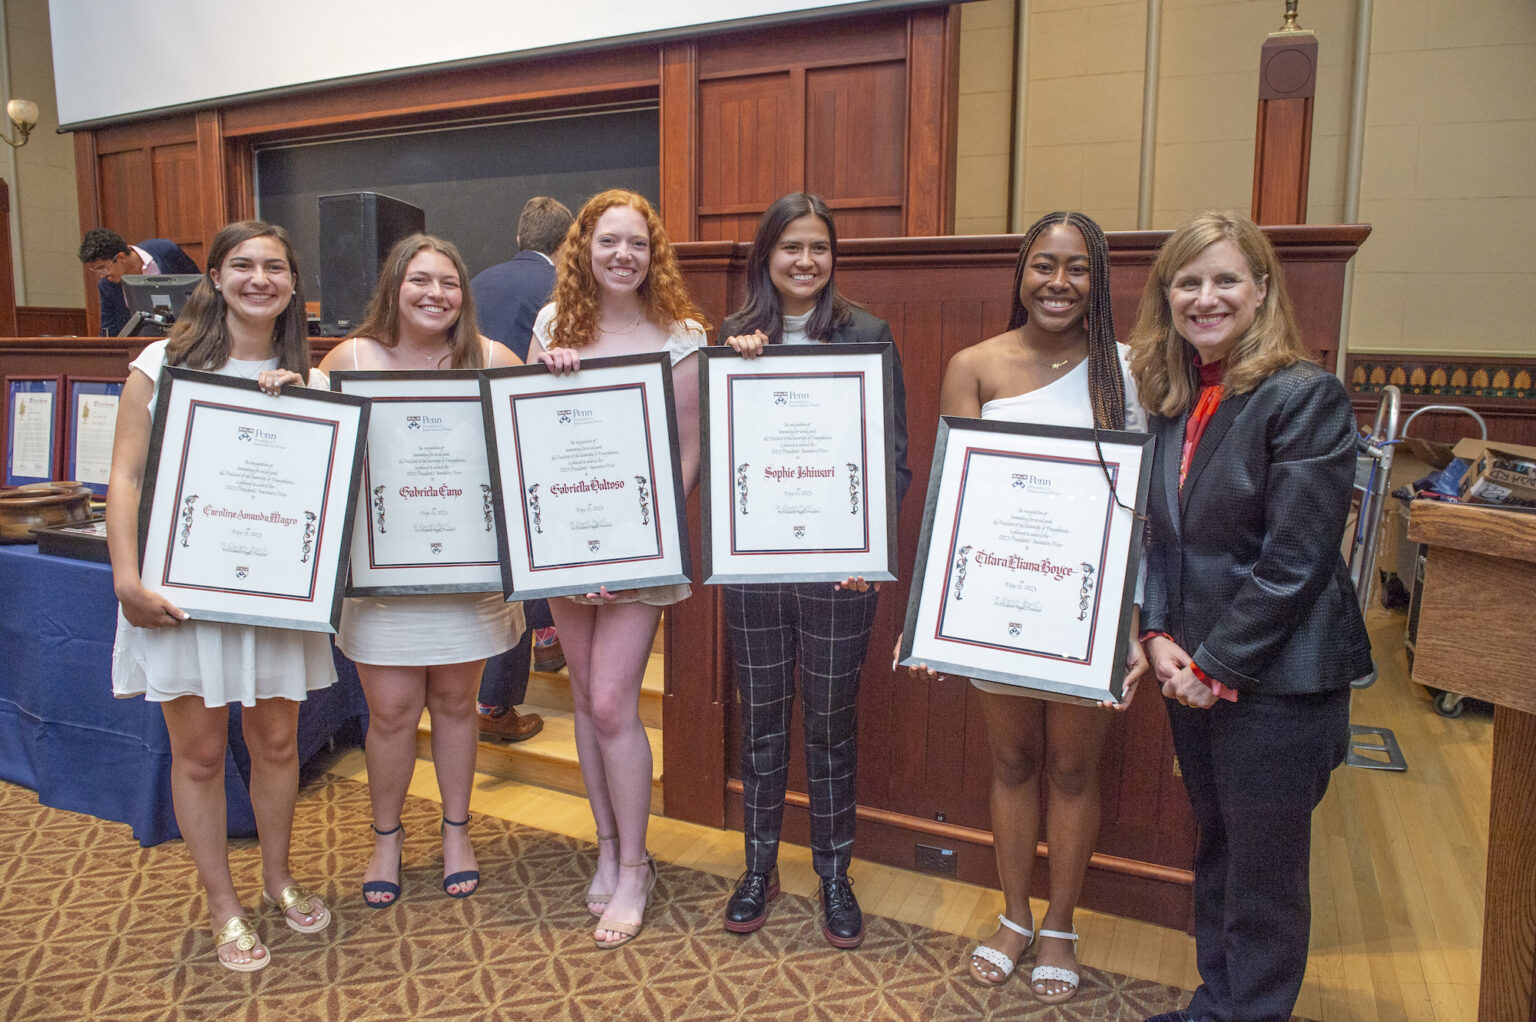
[1030,927,1082,1004]
[969,913,1034,985]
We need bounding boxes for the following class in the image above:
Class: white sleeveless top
[972,344,1147,698]
[336,335,524,666]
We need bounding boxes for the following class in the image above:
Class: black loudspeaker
[317,191,425,335]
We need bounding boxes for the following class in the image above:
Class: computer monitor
[118,273,203,336]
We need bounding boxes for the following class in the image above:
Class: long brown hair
[730,192,853,344]
[1128,210,1307,417]
[164,221,310,374]
[545,189,708,349]
[1009,211,1126,430]
[347,234,486,369]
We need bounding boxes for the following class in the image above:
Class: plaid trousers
[723,582,881,878]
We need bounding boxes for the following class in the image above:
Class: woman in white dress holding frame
[320,235,525,911]
[918,212,1148,1005]
[527,188,707,949]
[107,220,335,972]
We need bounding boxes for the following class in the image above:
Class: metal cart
[1345,385,1406,771]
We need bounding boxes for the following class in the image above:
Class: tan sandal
[262,884,331,934]
[586,832,618,915]
[594,854,657,950]
[212,915,269,973]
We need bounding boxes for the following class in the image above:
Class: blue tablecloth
[0,544,368,846]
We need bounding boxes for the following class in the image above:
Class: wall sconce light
[2,99,39,149]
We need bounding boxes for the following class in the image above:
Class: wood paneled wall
[667,225,1373,930]
[70,7,959,335]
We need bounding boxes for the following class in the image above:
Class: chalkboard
[255,108,661,306]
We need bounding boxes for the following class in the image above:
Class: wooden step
[522,652,664,729]
[416,709,663,816]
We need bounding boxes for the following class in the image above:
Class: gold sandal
[594,854,657,950]
[212,915,269,973]
[262,884,331,934]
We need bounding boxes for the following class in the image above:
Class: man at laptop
[78,227,199,336]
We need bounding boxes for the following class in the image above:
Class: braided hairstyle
[1007,211,1125,430]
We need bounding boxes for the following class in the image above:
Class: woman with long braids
[320,234,525,911]
[929,212,1148,1004]
[528,189,707,950]
[717,193,911,949]
[107,220,335,971]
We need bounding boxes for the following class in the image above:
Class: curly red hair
[546,189,709,349]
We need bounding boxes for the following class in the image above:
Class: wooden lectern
[1408,500,1536,1022]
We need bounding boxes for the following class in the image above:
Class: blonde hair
[546,189,708,348]
[1128,210,1308,417]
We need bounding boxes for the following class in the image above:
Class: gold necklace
[1018,329,1084,372]
[599,309,644,334]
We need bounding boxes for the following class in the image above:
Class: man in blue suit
[470,196,574,741]
[470,196,572,359]
[78,228,200,336]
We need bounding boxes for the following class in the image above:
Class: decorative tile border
[1347,355,1536,402]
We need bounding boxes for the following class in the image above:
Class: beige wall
[954,0,1536,356]
[3,0,82,310]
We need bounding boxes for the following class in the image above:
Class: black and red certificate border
[138,367,368,633]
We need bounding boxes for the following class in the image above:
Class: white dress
[111,340,339,707]
[971,344,1147,697]
[532,307,704,608]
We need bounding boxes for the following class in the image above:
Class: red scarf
[1178,356,1226,489]
[1173,356,1237,702]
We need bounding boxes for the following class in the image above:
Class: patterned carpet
[0,776,1199,1021]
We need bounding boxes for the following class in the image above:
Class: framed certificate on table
[137,368,369,632]
[898,418,1153,705]
[330,371,502,596]
[699,343,897,584]
[66,378,124,495]
[5,375,63,486]
[481,353,690,600]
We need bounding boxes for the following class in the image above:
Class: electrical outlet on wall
[914,844,957,877]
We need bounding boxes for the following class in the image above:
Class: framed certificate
[137,367,369,632]
[66,377,124,495]
[330,370,501,596]
[898,418,1153,705]
[699,343,897,584]
[5,375,63,486]
[481,353,690,600]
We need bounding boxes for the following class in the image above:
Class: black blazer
[1140,359,1372,695]
[720,306,912,511]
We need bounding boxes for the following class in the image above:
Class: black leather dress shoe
[819,874,864,948]
[724,868,779,933]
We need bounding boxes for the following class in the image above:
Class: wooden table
[1408,500,1536,1022]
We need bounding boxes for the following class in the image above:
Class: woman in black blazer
[717,193,911,949]
[1129,211,1372,1022]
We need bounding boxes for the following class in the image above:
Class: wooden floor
[331,605,1492,1022]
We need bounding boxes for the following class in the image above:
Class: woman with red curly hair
[528,189,708,949]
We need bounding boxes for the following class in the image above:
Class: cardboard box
[1454,438,1536,509]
